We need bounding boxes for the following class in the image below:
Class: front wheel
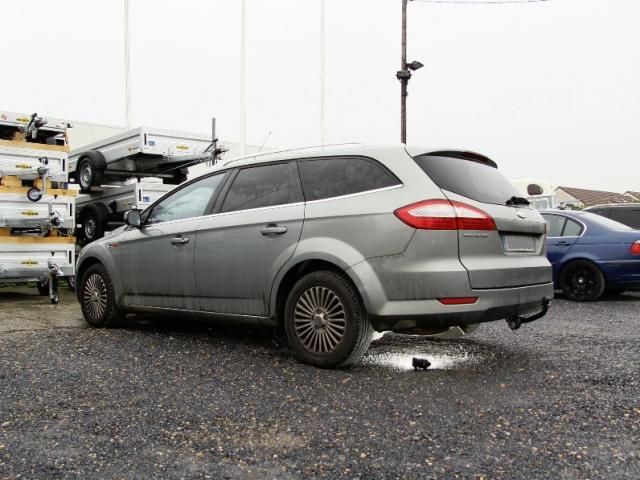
[559,260,605,302]
[79,264,125,327]
[284,270,373,368]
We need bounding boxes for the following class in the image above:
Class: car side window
[297,156,401,202]
[220,162,303,213]
[543,215,565,237]
[562,218,583,237]
[147,173,225,224]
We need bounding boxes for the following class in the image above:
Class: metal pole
[240,0,247,155]
[124,0,131,129]
[320,0,327,144]
[400,0,408,144]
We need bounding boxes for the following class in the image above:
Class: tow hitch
[47,262,63,305]
[506,298,551,331]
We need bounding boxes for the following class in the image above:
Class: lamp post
[124,0,131,129]
[397,0,423,144]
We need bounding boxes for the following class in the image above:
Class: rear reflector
[631,241,640,255]
[394,199,496,231]
[438,297,478,305]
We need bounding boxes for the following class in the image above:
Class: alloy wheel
[294,286,346,354]
[83,273,108,321]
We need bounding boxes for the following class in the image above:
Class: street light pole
[240,0,247,155]
[400,0,408,144]
[124,0,131,129]
[397,0,423,144]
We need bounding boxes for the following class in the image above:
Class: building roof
[624,191,640,200]
[556,186,636,207]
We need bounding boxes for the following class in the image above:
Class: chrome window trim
[304,184,404,205]
[199,201,306,220]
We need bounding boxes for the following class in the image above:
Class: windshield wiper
[506,196,531,206]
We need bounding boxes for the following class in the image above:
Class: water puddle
[363,351,478,371]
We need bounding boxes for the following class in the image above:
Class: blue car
[541,209,640,301]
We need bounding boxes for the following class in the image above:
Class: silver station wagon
[76,145,553,368]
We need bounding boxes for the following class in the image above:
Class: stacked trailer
[71,120,225,244]
[0,112,77,303]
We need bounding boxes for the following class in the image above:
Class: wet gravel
[0,290,638,479]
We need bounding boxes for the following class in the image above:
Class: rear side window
[544,214,565,237]
[298,156,400,201]
[543,214,585,237]
[221,162,303,213]
[563,219,583,236]
[414,155,518,206]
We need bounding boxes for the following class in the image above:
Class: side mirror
[124,209,141,228]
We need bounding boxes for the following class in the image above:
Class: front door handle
[170,236,190,245]
[261,224,288,236]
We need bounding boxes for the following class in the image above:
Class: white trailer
[0,237,75,293]
[0,193,75,230]
[0,111,76,303]
[76,181,174,243]
[69,126,220,192]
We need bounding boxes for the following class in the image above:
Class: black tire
[79,263,125,328]
[284,270,373,368]
[559,260,606,302]
[80,204,108,243]
[163,169,188,185]
[77,152,105,193]
[67,275,76,292]
[36,281,49,296]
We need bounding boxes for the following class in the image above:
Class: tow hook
[506,298,551,331]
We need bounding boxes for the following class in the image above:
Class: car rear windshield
[580,212,633,231]
[413,154,519,206]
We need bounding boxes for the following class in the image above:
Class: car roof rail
[220,142,365,167]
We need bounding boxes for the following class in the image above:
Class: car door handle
[261,224,288,236]
[170,236,190,245]
[555,241,571,247]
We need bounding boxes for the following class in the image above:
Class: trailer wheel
[80,204,108,243]
[77,151,106,193]
[163,168,188,185]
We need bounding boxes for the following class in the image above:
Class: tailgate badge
[516,211,526,219]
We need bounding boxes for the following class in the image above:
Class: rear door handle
[555,241,571,247]
[170,236,190,245]
[261,224,288,236]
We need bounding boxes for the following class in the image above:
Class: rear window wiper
[506,196,531,206]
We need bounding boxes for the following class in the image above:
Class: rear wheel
[79,264,125,327]
[559,260,605,302]
[36,280,49,296]
[284,270,373,368]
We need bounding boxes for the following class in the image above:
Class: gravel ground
[0,287,638,479]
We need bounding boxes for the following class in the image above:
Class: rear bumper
[367,283,554,332]
[598,259,640,288]
[348,258,554,332]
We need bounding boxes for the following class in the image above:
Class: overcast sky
[3,0,639,192]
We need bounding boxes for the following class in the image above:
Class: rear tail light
[631,241,640,255]
[394,199,496,231]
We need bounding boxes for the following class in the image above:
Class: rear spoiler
[411,149,498,169]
